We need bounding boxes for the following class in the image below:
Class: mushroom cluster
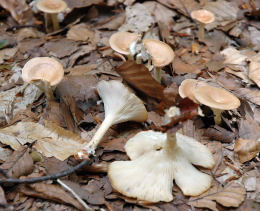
[108,130,215,202]
[109,32,174,83]
[179,79,240,124]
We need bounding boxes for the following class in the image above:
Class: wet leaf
[234,138,260,163]
[116,61,164,100]
[0,146,34,178]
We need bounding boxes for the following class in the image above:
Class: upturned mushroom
[193,84,240,124]
[37,0,67,32]
[22,57,64,101]
[108,130,215,202]
[143,39,175,83]
[191,9,215,40]
[109,32,140,60]
[76,80,148,159]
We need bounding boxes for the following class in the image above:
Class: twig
[0,159,89,184]
[57,179,91,211]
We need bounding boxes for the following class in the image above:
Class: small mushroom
[178,79,207,103]
[194,84,240,124]
[143,39,174,83]
[191,9,215,40]
[22,57,64,101]
[37,0,67,32]
[109,32,140,60]
[108,130,215,202]
[76,80,148,159]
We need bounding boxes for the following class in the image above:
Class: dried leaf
[98,13,126,30]
[249,53,260,88]
[99,138,127,152]
[19,183,84,210]
[116,61,164,100]
[0,121,85,161]
[0,47,18,64]
[0,147,12,162]
[172,57,201,74]
[67,24,95,42]
[0,186,7,205]
[204,126,235,143]
[189,182,246,210]
[234,138,260,163]
[234,88,260,106]
[0,146,33,178]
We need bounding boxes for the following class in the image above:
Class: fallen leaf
[172,57,201,74]
[203,125,235,143]
[116,61,164,100]
[234,138,260,163]
[249,53,260,88]
[99,138,127,152]
[83,179,105,205]
[19,183,84,210]
[0,47,18,64]
[0,185,7,205]
[0,121,85,161]
[234,88,260,106]
[189,181,246,210]
[0,147,12,162]
[67,23,95,42]
[0,146,34,178]
[65,0,103,10]
[98,13,126,30]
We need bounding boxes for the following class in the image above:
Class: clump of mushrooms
[76,80,148,159]
[143,39,175,83]
[22,57,64,101]
[108,130,215,202]
[109,31,140,60]
[37,0,67,32]
[191,9,215,40]
[178,79,240,124]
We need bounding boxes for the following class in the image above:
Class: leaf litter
[0,0,259,210]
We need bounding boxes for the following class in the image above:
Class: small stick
[57,179,91,211]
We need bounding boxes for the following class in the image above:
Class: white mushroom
[76,80,148,159]
[108,130,215,202]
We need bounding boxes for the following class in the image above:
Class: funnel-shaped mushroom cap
[194,85,240,110]
[108,131,215,202]
[97,80,148,124]
[143,39,175,67]
[191,9,215,24]
[109,32,139,55]
[178,79,207,103]
[37,0,67,14]
[22,57,64,86]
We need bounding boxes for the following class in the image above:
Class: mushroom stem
[154,67,162,83]
[198,22,205,40]
[50,13,59,31]
[33,80,55,101]
[82,115,115,155]
[44,13,51,33]
[211,108,222,125]
[166,132,177,151]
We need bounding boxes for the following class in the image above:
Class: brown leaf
[204,125,235,143]
[116,61,164,100]
[189,181,246,210]
[98,13,126,30]
[0,146,33,178]
[239,115,260,140]
[19,183,84,210]
[67,23,95,42]
[65,0,103,10]
[234,138,260,163]
[234,88,260,106]
[173,57,201,75]
[0,185,7,204]
[99,138,127,152]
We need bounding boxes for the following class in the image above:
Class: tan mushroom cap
[143,39,175,67]
[194,85,240,110]
[109,32,139,55]
[191,9,215,24]
[37,0,67,14]
[178,79,207,103]
[22,57,64,86]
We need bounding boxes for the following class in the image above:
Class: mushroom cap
[143,39,175,67]
[191,9,215,24]
[22,57,64,86]
[37,0,67,14]
[109,32,139,55]
[109,131,215,202]
[194,85,240,110]
[178,79,207,103]
[97,80,148,124]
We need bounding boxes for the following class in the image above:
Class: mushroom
[143,39,174,83]
[22,57,64,101]
[191,9,215,40]
[194,84,240,124]
[37,0,67,32]
[76,80,148,159]
[108,130,215,202]
[178,79,207,103]
[109,32,140,60]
